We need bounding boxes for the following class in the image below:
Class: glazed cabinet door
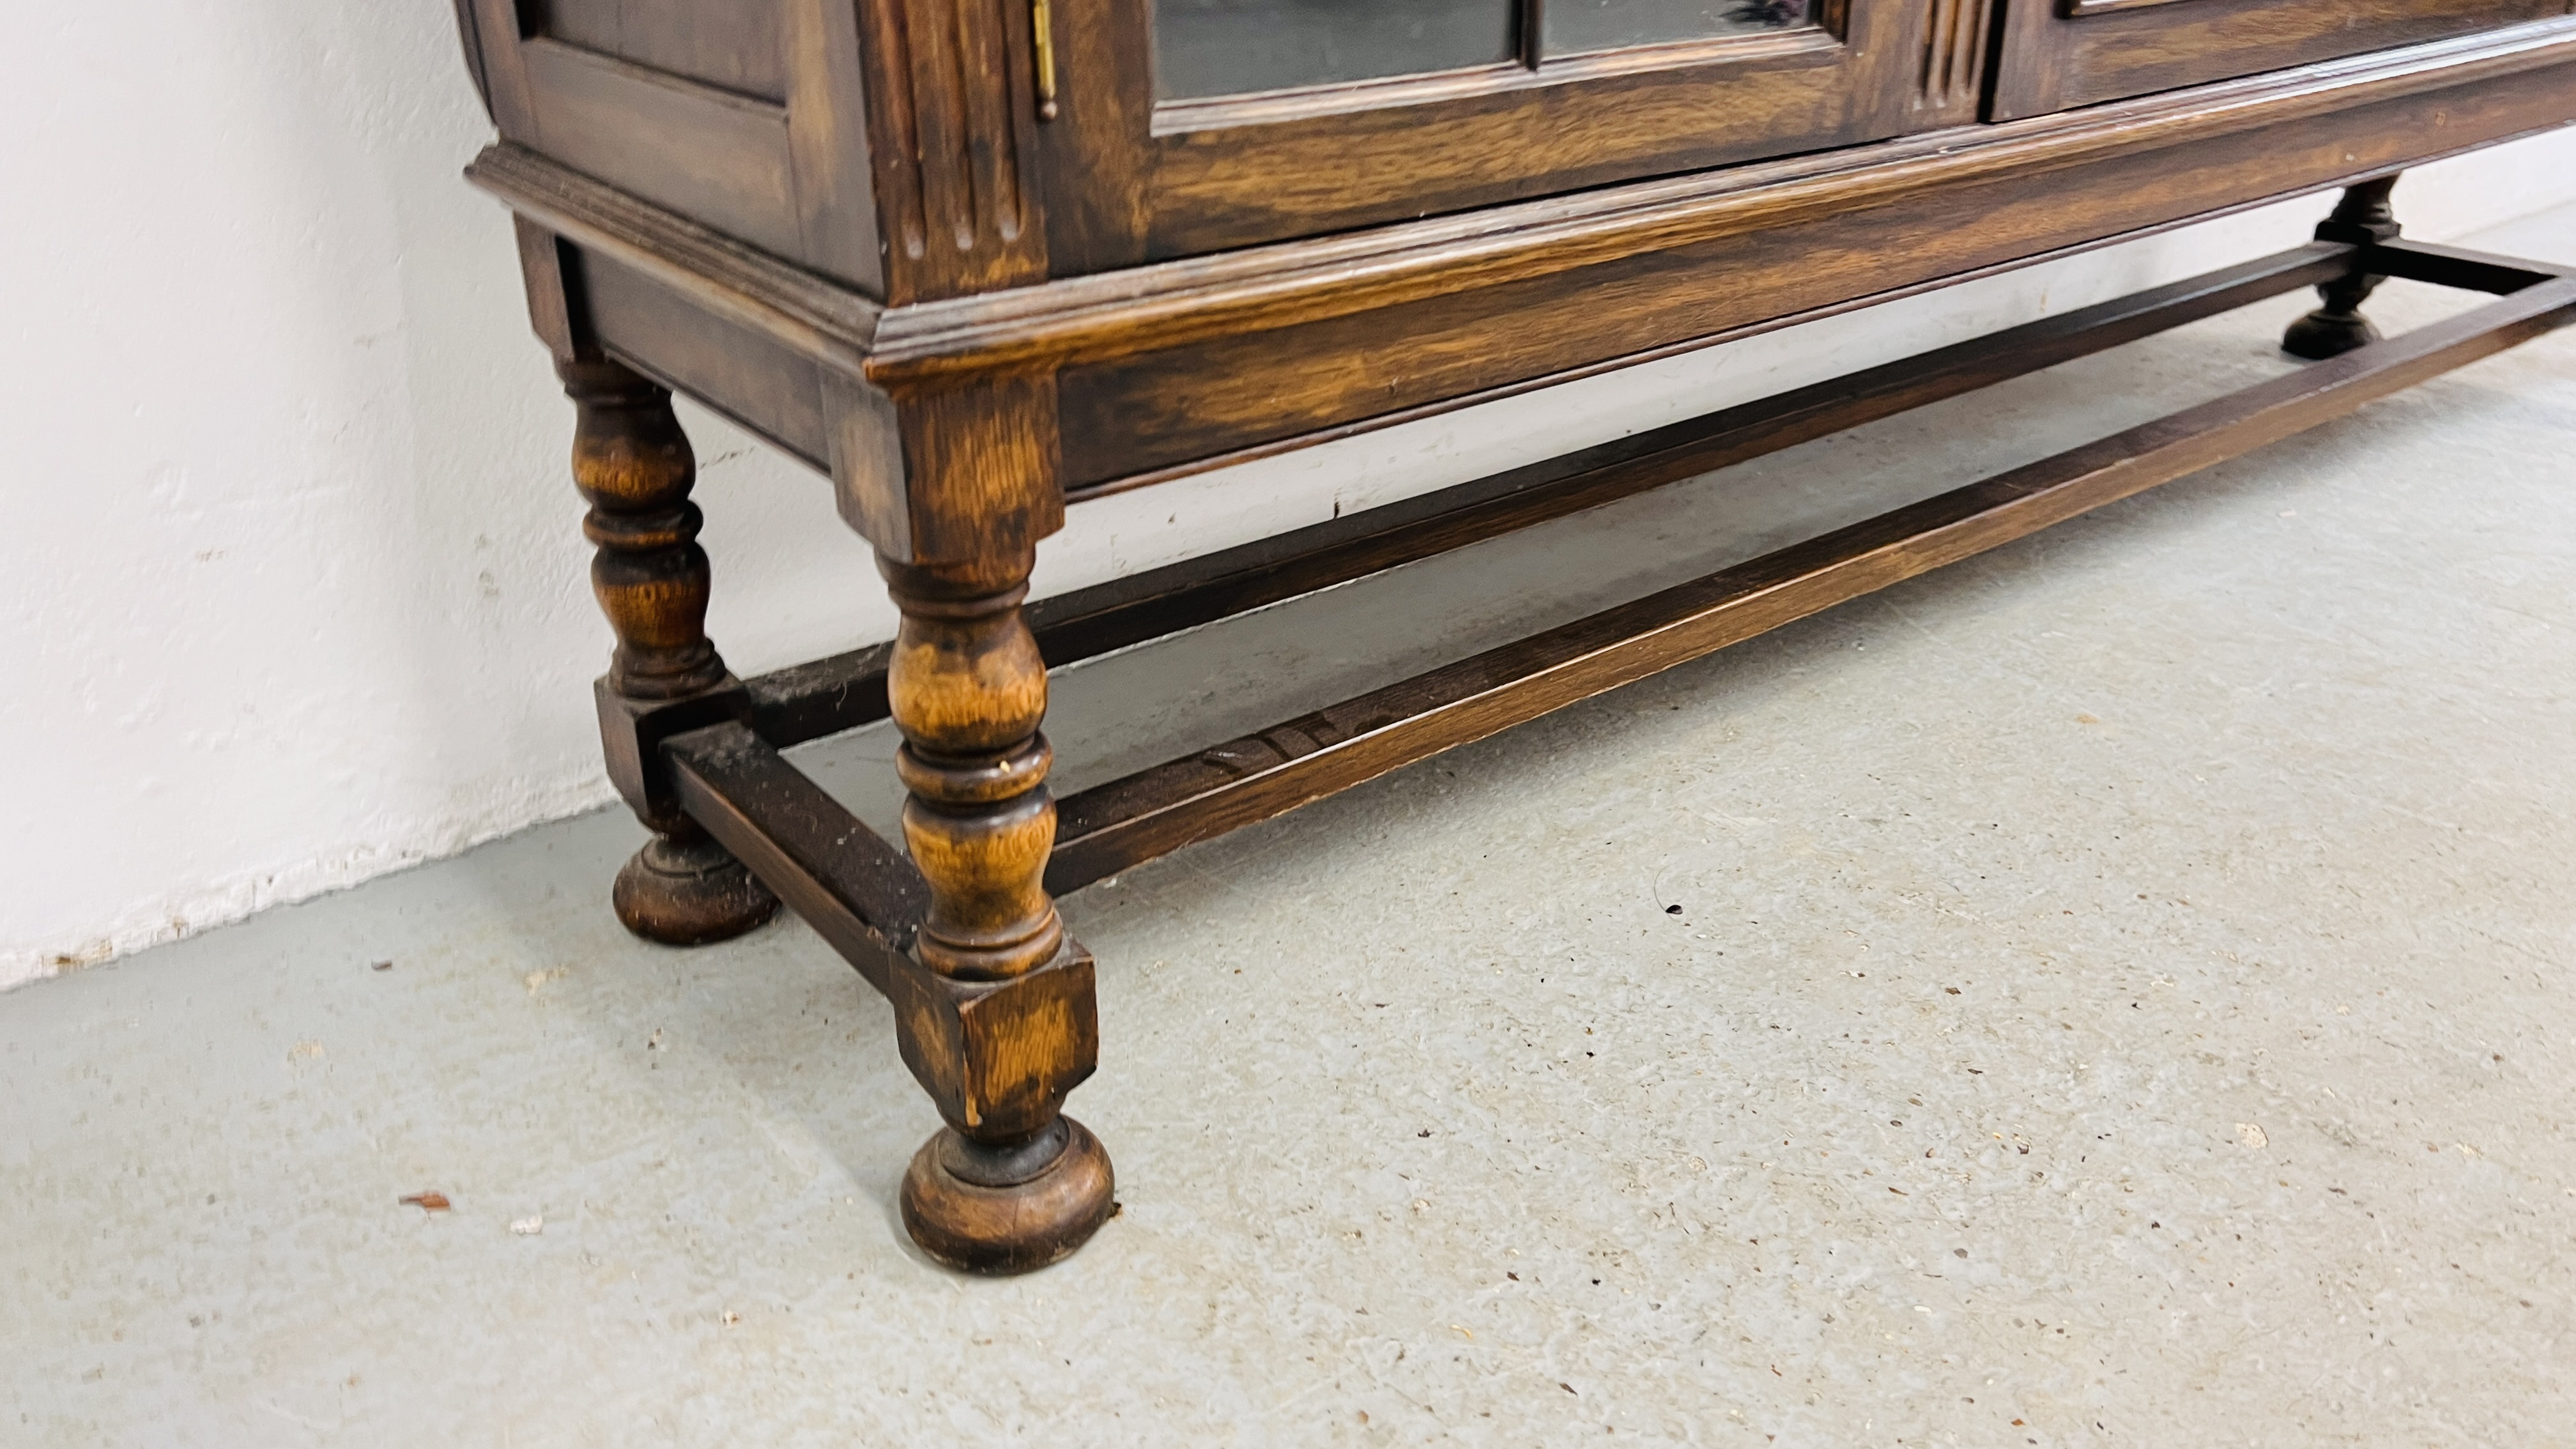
[1990,0,2575,119]
[1040,0,1988,268]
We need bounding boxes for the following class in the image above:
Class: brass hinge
[1031,0,1059,121]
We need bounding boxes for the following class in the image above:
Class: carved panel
[861,0,1053,303]
[1917,0,1993,117]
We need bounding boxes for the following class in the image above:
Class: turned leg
[561,358,779,944]
[881,549,1114,1273]
[2285,175,2403,360]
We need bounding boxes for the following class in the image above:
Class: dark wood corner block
[886,940,1100,1143]
[593,676,750,830]
[457,0,2576,1270]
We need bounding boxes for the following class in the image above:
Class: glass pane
[1542,0,1813,56]
[1154,0,1519,100]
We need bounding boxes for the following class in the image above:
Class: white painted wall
[3,4,2571,988]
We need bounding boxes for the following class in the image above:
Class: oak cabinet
[451,1,2576,1273]
[453,1,2576,307]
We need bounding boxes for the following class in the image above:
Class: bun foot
[2283,307,2380,360]
[612,833,779,945]
[901,1117,1116,1275]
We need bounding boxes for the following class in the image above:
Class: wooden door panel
[526,0,790,100]
[1040,0,1968,271]
[1991,0,2574,119]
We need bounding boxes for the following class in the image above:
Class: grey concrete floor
[10,206,2576,1446]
